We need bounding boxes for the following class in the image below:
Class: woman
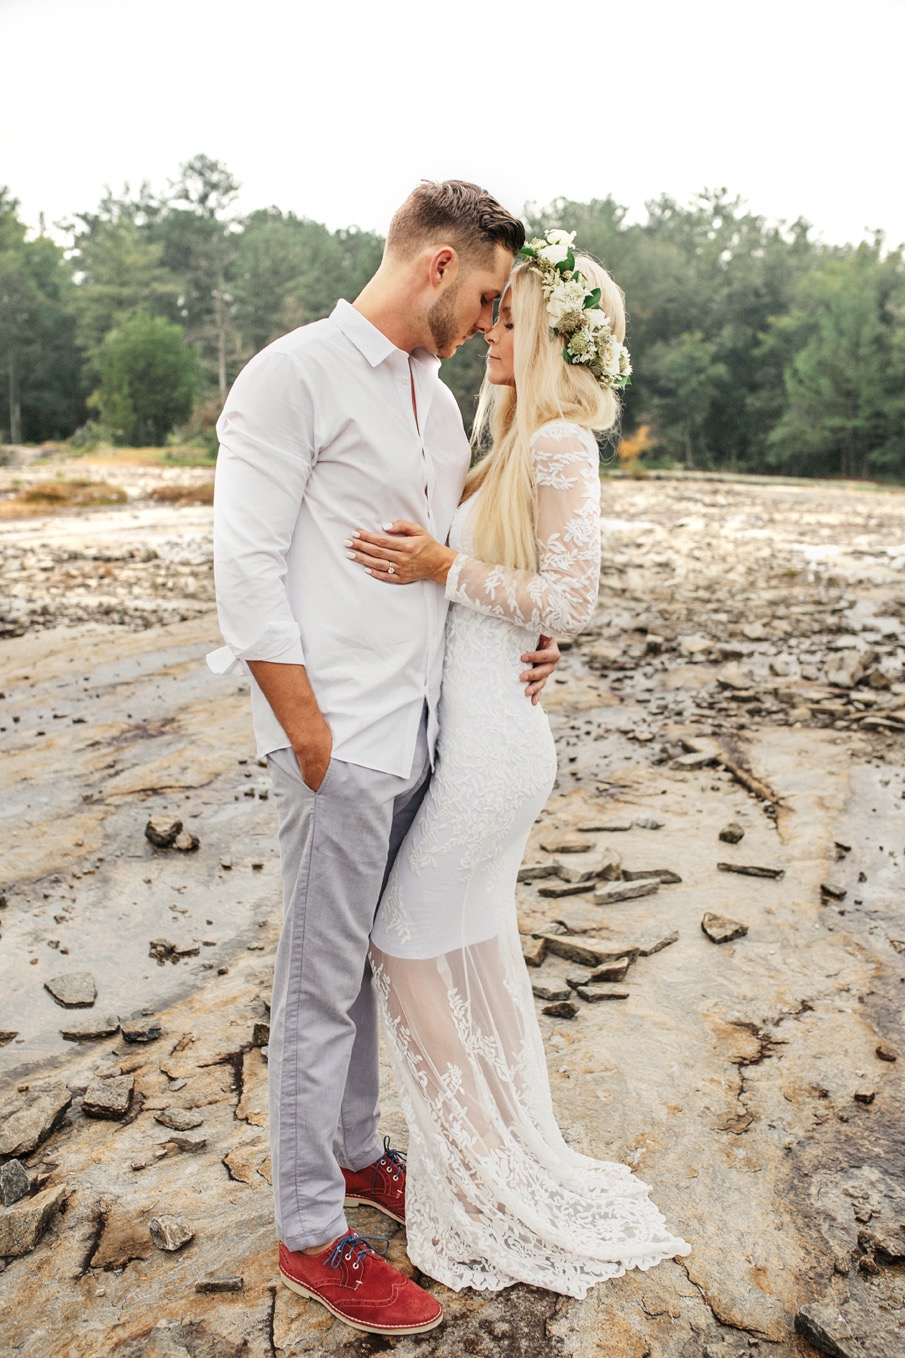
[347,231,691,1296]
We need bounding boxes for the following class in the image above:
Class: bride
[347,230,691,1296]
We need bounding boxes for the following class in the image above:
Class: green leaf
[583,288,601,310]
[518,246,538,259]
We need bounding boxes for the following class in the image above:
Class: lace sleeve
[444,423,601,637]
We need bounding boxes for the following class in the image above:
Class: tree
[92,312,200,445]
[644,331,728,467]
[0,189,85,442]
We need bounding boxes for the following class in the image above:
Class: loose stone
[60,1015,119,1042]
[593,879,660,906]
[701,912,748,943]
[541,1000,578,1019]
[588,956,632,982]
[716,862,785,879]
[164,1133,208,1153]
[0,1159,30,1207]
[820,882,848,901]
[0,1087,73,1159]
[532,984,572,1002]
[173,830,200,852]
[145,816,183,848]
[149,1214,195,1251]
[121,1017,162,1043]
[576,819,634,833]
[517,862,558,883]
[0,1183,67,1258]
[875,1042,897,1062]
[155,1107,204,1131]
[719,823,745,844]
[195,1276,245,1293]
[534,934,616,967]
[43,971,97,1008]
[82,1074,134,1120]
[252,1022,270,1047]
[633,816,665,830]
[853,1089,876,1104]
[575,986,630,1002]
[520,935,547,967]
[621,868,682,884]
[553,849,622,884]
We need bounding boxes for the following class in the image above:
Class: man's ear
[428,246,458,290]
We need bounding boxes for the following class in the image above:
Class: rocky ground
[1,455,903,1358]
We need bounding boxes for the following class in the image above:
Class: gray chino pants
[266,717,430,1251]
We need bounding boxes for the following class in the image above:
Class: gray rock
[121,1017,162,1043]
[60,1015,119,1042]
[149,938,201,965]
[43,971,97,1008]
[82,1074,134,1120]
[576,819,634,833]
[0,1031,18,1046]
[821,882,847,901]
[173,830,200,853]
[0,1087,72,1158]
[702,912,748,943]
[539,832,595,854]
[162,1133,207,1153]
[575,985,630,1002]
[145,816,183,848]
[553,849,622,884]
[633,816,665,830]
[716,861,784,879]
[520,935,547,967]
[875,1041,897,1062]
[517,862,558,883]
[149,1214,195,1251]
[593,879,660,905]
[0,1159,30,1206]
[0,1183,67,1258]
[588,956,632,982]
[195,1276,245,1293]
[719,822,745,844]
[532,984,572,1002]
[540,1000,578,1020]
[154,1107,203,1131]
[794,1302,857,1358]
[537,880,596,899]
[621,868,682,884]
[252,1022,270,1047]
[534,934,616,967]
[672,751,716,770]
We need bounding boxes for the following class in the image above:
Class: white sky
[2,0,903,247]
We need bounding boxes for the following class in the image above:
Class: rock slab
[0,1183,67,1258]
[149,1214,194,1251]
[82,1074,134,1120]
[0,1087,72,1158]
[702,912,749,944]
[0,1159,30,1206]
[43,972,97,1008]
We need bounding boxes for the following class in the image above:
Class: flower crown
[517,230,631,391]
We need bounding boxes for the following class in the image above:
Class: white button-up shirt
[208,300,471,777]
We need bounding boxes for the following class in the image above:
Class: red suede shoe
[279,1232,442,1335]
[342,1137,406,1224]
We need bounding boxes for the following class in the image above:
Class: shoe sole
[280,1271,443,1335]
[343,1193,406,1225]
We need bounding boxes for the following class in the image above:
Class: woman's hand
[345,520,457,585]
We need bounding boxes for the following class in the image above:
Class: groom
[211,181,558,1336]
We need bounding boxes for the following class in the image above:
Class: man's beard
[427,282,462,358]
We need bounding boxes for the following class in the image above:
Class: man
[210,181,559,1336]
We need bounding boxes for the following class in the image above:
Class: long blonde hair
[464,254,626,571]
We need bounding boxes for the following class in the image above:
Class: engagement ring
[387,565,395,574]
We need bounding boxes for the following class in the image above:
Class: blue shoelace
[327,1232,389,1272]
[373,1135,407,1188]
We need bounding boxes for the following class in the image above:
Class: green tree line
[1,155,903,479]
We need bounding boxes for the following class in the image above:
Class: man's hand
[246,660,333,792]
[520,635,561,704]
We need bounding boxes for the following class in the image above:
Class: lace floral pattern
[369,420,691,1294]
[445,422,603,638]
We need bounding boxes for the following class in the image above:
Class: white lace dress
[370,421,691,1297]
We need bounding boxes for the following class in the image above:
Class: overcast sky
[2,0,903,247]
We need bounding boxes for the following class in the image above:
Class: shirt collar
[330,299,441,380]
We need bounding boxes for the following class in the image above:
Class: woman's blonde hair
[464,254,626,572]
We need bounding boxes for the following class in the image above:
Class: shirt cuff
[206,621,304,677]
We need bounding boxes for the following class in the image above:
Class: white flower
[538,242,570,266]
[546,292,573,325]
[586,307,611,331]
[562,280,587,307]
[546,228,576,247]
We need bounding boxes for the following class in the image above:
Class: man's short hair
[386,180,525,268]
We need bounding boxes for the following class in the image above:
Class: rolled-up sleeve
[209,348,319,675]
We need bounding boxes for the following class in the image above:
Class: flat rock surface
[43,971,97,1008]
[1,469,904,1354]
